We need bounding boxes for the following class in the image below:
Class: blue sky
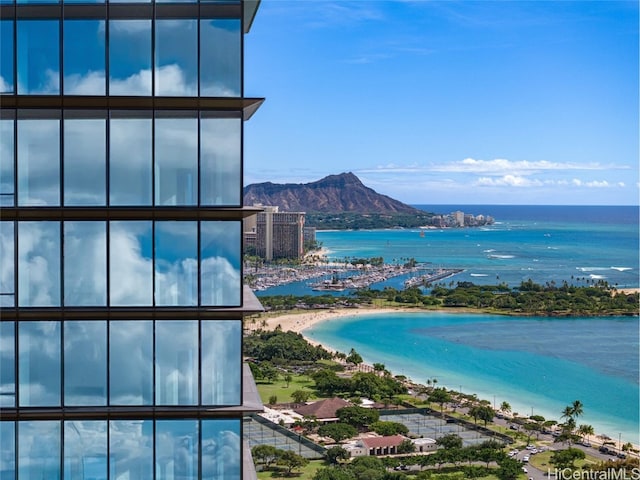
[244,0,639,206]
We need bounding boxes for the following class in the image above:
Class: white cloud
[64,70,106,95]
[475,175,543,187]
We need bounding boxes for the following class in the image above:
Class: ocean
[260,205,640,443]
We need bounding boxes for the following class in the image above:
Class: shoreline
[253,306,640,452]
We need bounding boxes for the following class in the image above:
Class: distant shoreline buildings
[244,205,493,261]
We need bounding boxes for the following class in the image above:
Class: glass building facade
[0,0,264,478]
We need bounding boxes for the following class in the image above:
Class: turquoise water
[304,312,640,444]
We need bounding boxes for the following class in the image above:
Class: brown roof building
[293,398,351,422]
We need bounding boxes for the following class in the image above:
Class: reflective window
[155,20,197,96]
[200,117,241,205]
[200,19,240,97]
[64,20,105,95]
[18,321,61,406]
[0,322,15,406]
[201,222,241,306]
[64,222,106,305]
[109,320,152,405]
[0,21,13,94]
[17,118,60,206]
[202,321,241,406]
[155,117,198,205]
[156,320,198,405]
[64,321,107,406]
[109,420,153,480]
[64,421,107,480]
[109,116,152,205]
[0,221,15,308]
[109,221,152,306]
[0,118,15,206]
[0,422,15,479]
[109,20,151,96]
[155,222,197,306]
[64,117,106,205]
[202,420,241,480]
[156,420,198,480]
[17,21,59,94]
[19,421,60,480]
[18,222,60,307]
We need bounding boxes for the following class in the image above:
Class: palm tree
[570,400,584,419]
[500,401,512,415]
[577,424,594,444]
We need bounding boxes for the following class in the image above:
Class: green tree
[291,390,312,404]
[277,450,309,476]
[436,433,463,450]
[251,444,279,470]
[370,421,409,436]
[549,448,586,469]
[469,405,494,426]
[284,373,293,388]
[336,405,380,429]
[428,388,451,413]
[577,424,594,443]
[495,457,522,480]
[346,348,363,367]
[397,439,416,454]
[313,467,356,480]
[268,395,278,406]
[500,401,511,415]
[318,423,358,443]
[325,446,350,465]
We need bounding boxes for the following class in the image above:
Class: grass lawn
[256,373,318,405]
[256,459,325,480]
[529,449,601,472]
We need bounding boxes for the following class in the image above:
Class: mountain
[243,172,423,214]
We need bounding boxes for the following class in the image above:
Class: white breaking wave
[611,266,632,272]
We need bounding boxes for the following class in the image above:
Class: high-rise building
[0,0,264,478]
[254,208,305,261]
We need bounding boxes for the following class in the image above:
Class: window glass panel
[17,118,60,206]
[64,118,106,205]
[155,222,197,306]
[200,118,240,205]
[0,221,15,308]
[19,421,60,480]
[109,320,152,405]
[156,320,198,405]
[109,221,152,306]
[109,20,151,96]
[18,222,61,307]
[0,118,15,206]
[201,420,241,480]
[156,420,198,480]
[0,422,15,479]
[109,116,151,205]
[64,321,106,406]
[201,221,241,306]
[200,19,240,97]
[18,321,61,406]
[64,222,106,305]
[64,20,105,95]
[155,117,197,205]
[64,421,107,480]
[109,421,153,480]
[0,21,13,94]
[0,322,15,406]
[202,321,241,405]
[17,20,59,94]
[155,20,197,96]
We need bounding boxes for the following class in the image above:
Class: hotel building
[0,0,264,478]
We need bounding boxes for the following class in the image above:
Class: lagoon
[303,311,640,444]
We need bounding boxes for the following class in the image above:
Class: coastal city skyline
[244,0,639,206]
